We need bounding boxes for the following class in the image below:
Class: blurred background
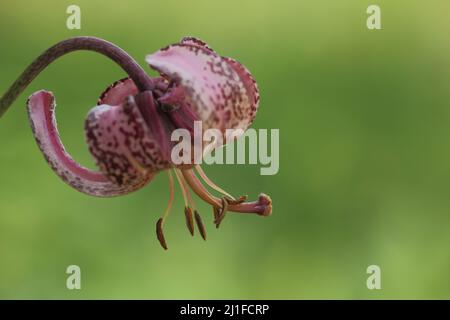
[1,0,450,299]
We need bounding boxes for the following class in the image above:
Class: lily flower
[0,36,272,249]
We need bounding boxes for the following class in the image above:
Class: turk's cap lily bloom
[2,36,271,249]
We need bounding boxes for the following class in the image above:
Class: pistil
[181,168,272,216]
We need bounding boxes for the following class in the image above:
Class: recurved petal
[97,77,139,106]
[85,95,169,186]
[27,90,152,197]
[145,38,260,135]
[180,36,215,52]
[98,77,170,106]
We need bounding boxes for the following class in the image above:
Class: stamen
[161,170,175,224]
[174,169,196,236]
[156,218,168,250]
[174,169,190,207]
[184,206,195,236]
[195,165,235,201]
[215,197,229,228]
[213,206,220,224]
[175,169,210,239]
[194,210,207,241]
[181,169,221,207]
[155,170,175,250]
[179,171,197,209]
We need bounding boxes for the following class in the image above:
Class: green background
[1,0,450,299]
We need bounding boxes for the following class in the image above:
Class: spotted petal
[145,37,260,136]
[27,90,153,197]
[85,93,171,186]
[97,77,138,106]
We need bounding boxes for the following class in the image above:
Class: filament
[161,170,175,227]
[174,169,192,208]
[195,165,235,201]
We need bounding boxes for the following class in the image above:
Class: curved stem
[0,36,152,118]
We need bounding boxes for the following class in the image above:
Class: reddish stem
[0,36,153,117]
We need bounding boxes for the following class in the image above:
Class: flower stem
[0,36,152,118]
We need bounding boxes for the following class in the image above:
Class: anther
[213,206,221,227]
[184,206,195,236]
[194,210,207,241]
[156,218,168,250]
[215,197,229,228]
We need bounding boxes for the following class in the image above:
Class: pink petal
[180,36,215,52]
[27,90,153,197]
[145,38,260,135]
[85,94,169,186]
[97,77,138,106]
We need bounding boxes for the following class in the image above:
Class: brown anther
[213,206,220,226]
[194,210,207,241]
[215,197,229,228]
[156,218,168,250]
[184,206,195,236]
